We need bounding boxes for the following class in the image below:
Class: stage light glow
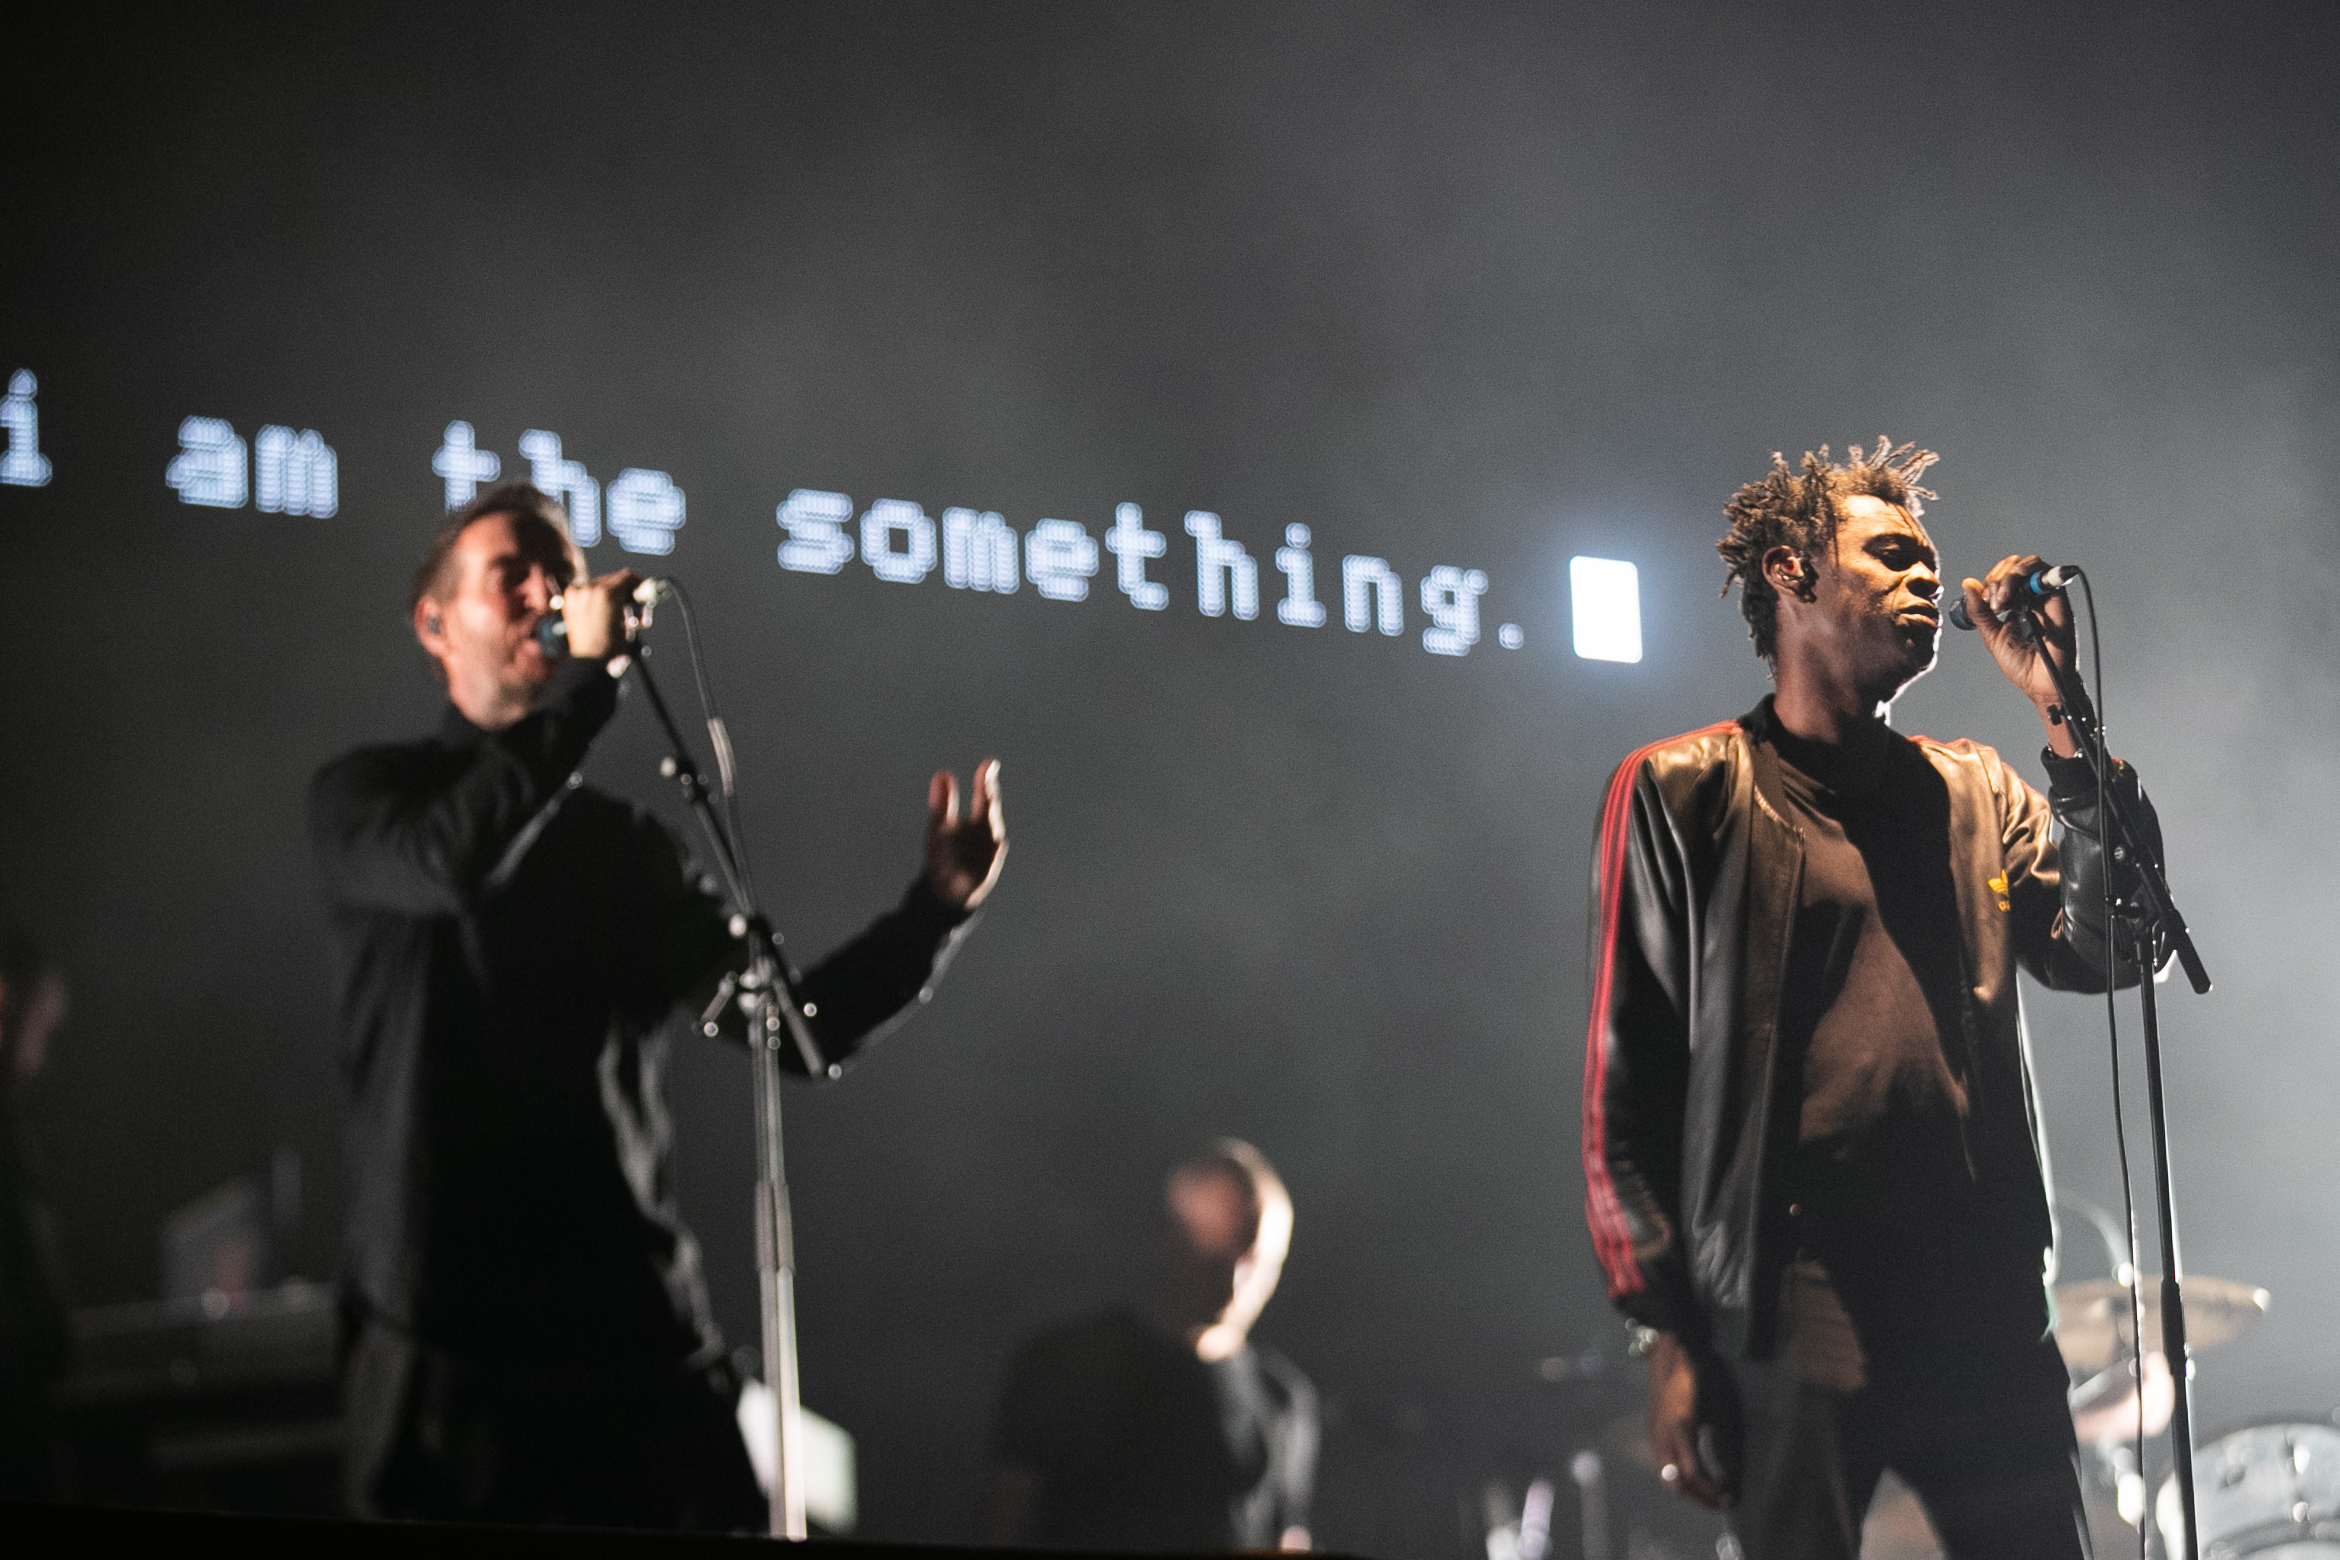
[737,1383,857,1534]
[1569,556,1641,663]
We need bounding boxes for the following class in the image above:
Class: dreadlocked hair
[1715,436,1938,660]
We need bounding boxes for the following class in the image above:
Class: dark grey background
[4,3,2336,1552]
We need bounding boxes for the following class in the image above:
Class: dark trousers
[1719,1331,2088,1560]
[344,1319,765,1531]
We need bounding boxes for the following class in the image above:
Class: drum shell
[2157,1422,2340,1557]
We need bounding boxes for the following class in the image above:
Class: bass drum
[2158,1421,2340,1557]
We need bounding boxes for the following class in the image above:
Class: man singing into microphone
[1582,441,2156,1558]
[312,483,1006,1528]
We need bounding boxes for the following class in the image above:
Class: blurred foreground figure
[311,485,1005,1528]
[0,922,70,1500]
[987,1141,1317,1552]
[1582,442,2157,1559]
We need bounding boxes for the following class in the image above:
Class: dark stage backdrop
[5,4,2338,1551]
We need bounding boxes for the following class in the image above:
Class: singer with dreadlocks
[1580,440,2160,1558]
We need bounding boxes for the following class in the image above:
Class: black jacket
[1580,699,2153,1357]
[311,658,971,1363]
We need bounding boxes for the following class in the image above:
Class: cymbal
[2052,1276,2269,1372]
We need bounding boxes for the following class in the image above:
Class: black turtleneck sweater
[310,657,970,1364]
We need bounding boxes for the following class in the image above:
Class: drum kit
[2159,1421,2340,1560]
[1585,1268,2335,1559]
[2045,1270,2329,1560]
[2051,1271,2340,1560]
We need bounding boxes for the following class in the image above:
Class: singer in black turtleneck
[309,484,1006,1529]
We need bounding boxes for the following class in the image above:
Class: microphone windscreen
[1946,595,1977,631]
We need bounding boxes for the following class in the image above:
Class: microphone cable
[2071,570,2152,1560]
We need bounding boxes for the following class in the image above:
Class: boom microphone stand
[627,635,830,1541]
[2014,597,2213,1560]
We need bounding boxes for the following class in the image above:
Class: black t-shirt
[1772,724,1975,1214]
[994,1305,1318,1551]
[1768,724,2044,1369]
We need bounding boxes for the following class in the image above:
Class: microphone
[536,577,672,657]
[1946,563,2079,631]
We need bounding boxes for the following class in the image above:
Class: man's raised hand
[925,759,1007,911]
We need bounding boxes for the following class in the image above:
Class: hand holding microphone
[1945,561,2079,631]
[1957,553,2089,754]
[539,573,669,660]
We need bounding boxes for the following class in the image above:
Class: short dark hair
[1715,437,1938,660]
[410,483,582,613]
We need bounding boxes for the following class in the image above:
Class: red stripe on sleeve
[1580,724,1732,1299]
